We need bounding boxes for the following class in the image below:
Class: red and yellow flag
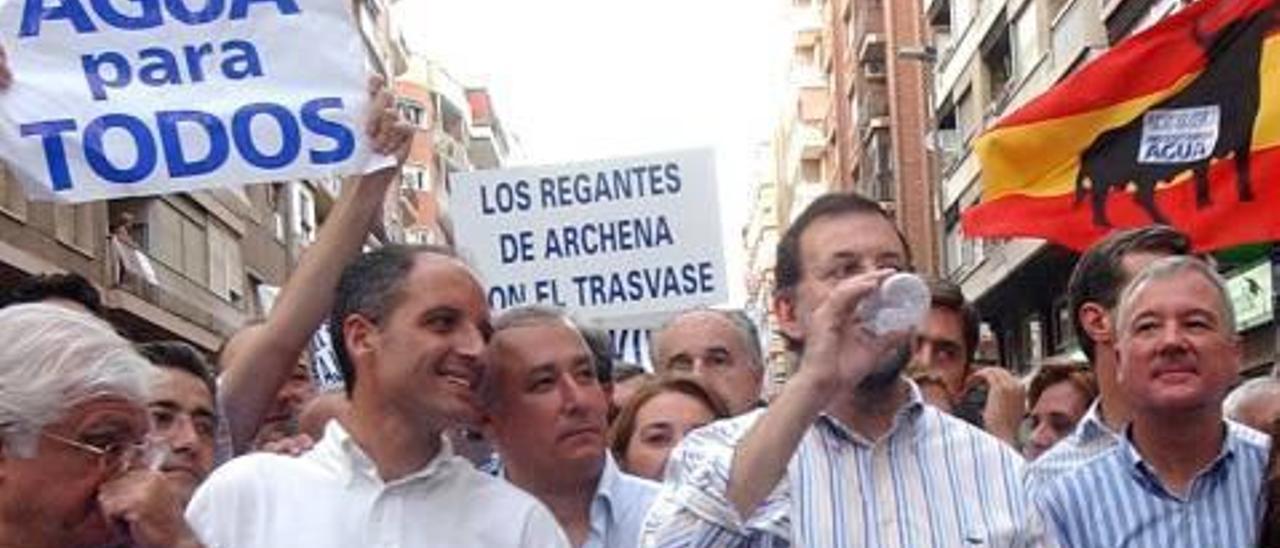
[961,0,1280,251]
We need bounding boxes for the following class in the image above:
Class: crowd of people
[1,49,1279,548]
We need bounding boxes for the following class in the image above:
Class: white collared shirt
[187,421,569,548]
[586,454,659,548]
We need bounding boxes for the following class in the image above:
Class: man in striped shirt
[1034,256,1270,547]
[640,193,1034,547]
[1024,226,1191,493]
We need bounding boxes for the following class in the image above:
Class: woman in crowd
[1024,361,1097,460]
[609,376,729,481]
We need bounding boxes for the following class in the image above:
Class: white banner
[451,149,728,321]
[0,0,388,202]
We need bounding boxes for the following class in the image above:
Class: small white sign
[450,149,728,322]
[0,0,388,202]
[1138,106,1220,164]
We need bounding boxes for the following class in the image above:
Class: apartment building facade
[829,0,939,274]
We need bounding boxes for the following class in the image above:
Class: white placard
[451,149,728,321]
[0,0,389,202]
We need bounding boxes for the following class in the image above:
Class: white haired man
[1034,256,1269,546]
[0,303,202,548]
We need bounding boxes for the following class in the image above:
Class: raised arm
[724,269,895,517]
[218,76,412,453]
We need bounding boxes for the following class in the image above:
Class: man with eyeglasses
[0,303,203,548]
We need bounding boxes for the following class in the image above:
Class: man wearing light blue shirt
[641,193,1033,547]
[1025,226,1191,492]
[483,305,658,547]
[1034,256,1270,547]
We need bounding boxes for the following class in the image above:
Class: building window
[147,200,207,285]
[293,185,317,245]
[53,203,96,256]
[397,99,427,128]
[929,0,953,56]
[934,101,961,169]
[207,221,244,304]
[957,86,979,141]
[980,14,1014,112]
[1012,1,1041,81]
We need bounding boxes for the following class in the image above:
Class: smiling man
[186,246,567,547]
[1034,256,1270,547]
[483,305,658,548]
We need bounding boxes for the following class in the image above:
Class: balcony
[854,0,885,61]
[858,132,895,203]
[857,86,891,134]
[797,121,826,160]
[107,235,245,342]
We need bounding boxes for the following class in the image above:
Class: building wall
[827,0,938,274]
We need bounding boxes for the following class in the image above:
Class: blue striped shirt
[1033,420,1270,548]
[640,381,1036,547]
[1024,401,1121,498]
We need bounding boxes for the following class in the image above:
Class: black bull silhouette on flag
[1074,5,1278,227]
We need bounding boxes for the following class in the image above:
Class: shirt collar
[1074,399,1120,444]
[817,378,926,446]
[1118,420,1236,500]
[592,453,622,518]
[321,421,456,488]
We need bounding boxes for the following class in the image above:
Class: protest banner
[0,0,388,202]
[450,148,728,323]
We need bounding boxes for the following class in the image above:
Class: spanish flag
[961,0,1280,252]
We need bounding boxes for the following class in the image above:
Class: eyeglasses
[41,431,163,475]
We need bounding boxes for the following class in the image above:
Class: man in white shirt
[186,245,568,547]
[483,305,658,548]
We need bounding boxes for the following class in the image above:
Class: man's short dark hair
[3,272,104,316]
[327,244,457,397]
[774,193,910,295]
[579,326,615,384]
[1066,226,1190,362]
[612,361,648,383]
[926,277,979,364]
[137,340,217,399]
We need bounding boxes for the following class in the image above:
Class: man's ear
[773,290,804,344]
[1078,302,1114,347]
[342,314,379,373]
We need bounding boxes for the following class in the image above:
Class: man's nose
[455,324,486,357]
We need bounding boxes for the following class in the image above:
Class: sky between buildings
[394,0,791,305]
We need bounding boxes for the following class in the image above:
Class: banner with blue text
[0,0,387,202]
[451,149,727,322]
